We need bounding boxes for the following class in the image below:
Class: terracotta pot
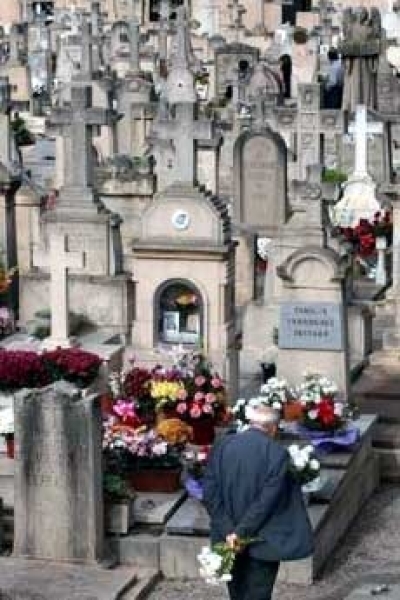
[5,434,14,459]
[283,402,304,422]
[190,418,215,446]
[129,468,182,493]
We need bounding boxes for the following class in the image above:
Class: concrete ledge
[0,557,138,600]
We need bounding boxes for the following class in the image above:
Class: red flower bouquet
[0,349,50,391]
[301,397,345,432]
[42,348,102,388]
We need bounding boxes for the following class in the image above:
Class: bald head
[245,404,280,435]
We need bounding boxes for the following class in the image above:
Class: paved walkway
[148,485,400,600]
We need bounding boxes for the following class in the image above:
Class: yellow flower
[156,418,193,445]
[151,380,184,401]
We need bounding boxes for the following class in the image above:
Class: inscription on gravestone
[279,301,343,351]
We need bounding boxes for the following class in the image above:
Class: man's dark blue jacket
[203,428,314,562]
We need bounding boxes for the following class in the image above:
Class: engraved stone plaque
[279,301,344,351]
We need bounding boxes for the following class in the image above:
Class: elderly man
[203,404,313,600]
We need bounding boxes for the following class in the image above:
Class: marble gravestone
[13,382,104,563]
[233,128,288,235]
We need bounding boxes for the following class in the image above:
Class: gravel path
[148,485,400,600]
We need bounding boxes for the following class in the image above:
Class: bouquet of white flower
[198,538,256,586]
[288,444,320,486]
[297,373,338,405]
[259,377,295,412]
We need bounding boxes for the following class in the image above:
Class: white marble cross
[348,105,383,179]
[36,234,85,348]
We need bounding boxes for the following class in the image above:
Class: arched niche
[154,279,203,346]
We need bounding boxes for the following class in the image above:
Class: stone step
[0,557,140,600]
[111,416,378,585]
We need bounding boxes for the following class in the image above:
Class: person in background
[279,54,292,99]
[203,404,313,600]
[324,48,344,109]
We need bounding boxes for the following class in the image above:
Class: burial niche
[157,280,202,346]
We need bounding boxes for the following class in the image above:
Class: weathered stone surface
[166,498,210,535]
[233,129,288,235]
[344,584,400,599]
[13,382,104,563]
[134,492,186,526]
[0,558,137,600]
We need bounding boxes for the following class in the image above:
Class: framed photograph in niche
[162,311,180,341]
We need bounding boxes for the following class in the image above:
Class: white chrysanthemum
[309,459,320,471]
[308,409,318,420]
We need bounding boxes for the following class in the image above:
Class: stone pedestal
[13,382,104,563]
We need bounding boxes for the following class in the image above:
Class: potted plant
[104,472,135,535]
[296,373,345,433]
[127,429,182,493]
[103,423,183,493]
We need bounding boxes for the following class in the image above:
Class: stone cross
[74,19,93,81]
[348,105,383,179]
[36,234,85,348]
[46,85,113,192]
[227,0,246,42]
[152,104,214,184]
[272,84,343,179]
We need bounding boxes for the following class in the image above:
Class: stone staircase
[111,416,378,585]
[0,417,378,586]
[353,365,400,482]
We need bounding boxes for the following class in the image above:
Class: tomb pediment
[136,183,230,248]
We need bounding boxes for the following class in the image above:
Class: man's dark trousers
[228,552,279,600]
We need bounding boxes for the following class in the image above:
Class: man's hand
[226,533,240,551]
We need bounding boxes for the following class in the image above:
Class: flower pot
[128,468,182,493]
[105,499,135,535]
[5,434,14,459]
[190,419,215,446]
[283,402,304,422]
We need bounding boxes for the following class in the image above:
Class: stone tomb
[0,381,143,600]
[277,246,350,399]
[109,415,378,584]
